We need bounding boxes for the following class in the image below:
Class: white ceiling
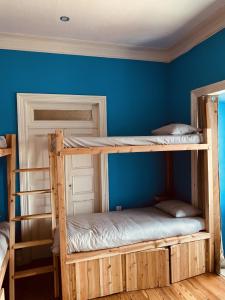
[0,0,224,49]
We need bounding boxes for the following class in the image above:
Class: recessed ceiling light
[60,16,70,22]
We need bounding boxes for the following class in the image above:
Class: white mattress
[0,137,7,149]
[52,207,205,254]
[64,134,203,148]
[0,223,9,269]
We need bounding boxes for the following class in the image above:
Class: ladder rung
[12,213,52,221]
[14,265,54,279]
[14,167,50,173]
[13,239,53,249]
[14,189,51,196]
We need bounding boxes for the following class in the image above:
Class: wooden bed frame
[49,107,214,299]
[0,135,16,300]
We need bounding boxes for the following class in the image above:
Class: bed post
[165,152,173,197]
[6,134,16,300]
[55,129,70,299]
[48,134,59,298]
[204,102,214,273]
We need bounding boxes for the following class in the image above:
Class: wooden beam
[61,143,209,156]
[0,148,12,157]
[14,265,54,279]
[55,130,70,299]
[14,167,49,173]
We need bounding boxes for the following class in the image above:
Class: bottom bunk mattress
[52,207,205,253]
[0,223,9,269]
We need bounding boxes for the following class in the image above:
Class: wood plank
[12,213,52,221]
[13,239,53,249]
[61,143,209,156]
[14,265,54,279]
[170,240,206,283]
[14,189,51,196]
[14,167,49,173]
[66,232,210,264]
[126,249,169,292]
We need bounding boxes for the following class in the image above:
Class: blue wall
[218,95,225,250]
[0,49,169,220]
[168,29,225,200]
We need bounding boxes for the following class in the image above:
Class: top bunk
[0,136,13,158]
[50,127,211,156]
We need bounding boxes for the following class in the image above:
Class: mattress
[0,137,7,149]
[64,134,203,148]
[52,207,205,254]
[0,223,9,269]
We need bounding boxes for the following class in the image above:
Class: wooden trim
[0,148,12,157]
[13,239,53,250]
[14,167,49,173]
[0,32,168,62]
[12,213,52,221]
[65,232,211,264]
[14,189,51,196]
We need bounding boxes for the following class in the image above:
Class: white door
[17,94,109,260]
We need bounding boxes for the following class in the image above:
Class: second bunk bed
[49,103,214,300]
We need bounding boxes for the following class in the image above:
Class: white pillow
[152,123,201,135]
[155,200,202,218]
[0,136,7,148]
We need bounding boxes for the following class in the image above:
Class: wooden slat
[126,248,169,291]
[14,265,54,279]
[13,239,53,249]
[61,143,209,156]
[170,240,206,283]
[14,167,49,173]
[14,189,51,196]
[0,148,12,157]
[12,213,52,221]
[66,232,211,264]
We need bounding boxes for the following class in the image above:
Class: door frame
[191,79,225,274]
[17,93,109,235]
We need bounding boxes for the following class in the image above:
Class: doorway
[17,93,109,260]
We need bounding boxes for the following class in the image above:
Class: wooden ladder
[8,161,59,299]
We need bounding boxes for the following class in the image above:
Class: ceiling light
[60,16,70,22]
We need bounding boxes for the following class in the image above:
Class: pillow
[0,136,7,149]
[152,123,201,135]
[155,200,202,218]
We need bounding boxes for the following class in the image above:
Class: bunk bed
[0,135,15,300]
[49,106,214,300]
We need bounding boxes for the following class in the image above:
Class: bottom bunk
[0,223,9,300]
[54,202,211,300]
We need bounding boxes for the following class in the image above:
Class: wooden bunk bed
[49,107,214,299]
[0,135,16,300]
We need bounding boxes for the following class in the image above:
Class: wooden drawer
[125,248,170,291]
[170,240,206,283]
[68,255,123,299]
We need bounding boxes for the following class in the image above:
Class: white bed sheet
[64,134,203,148]
[52,207,205,254]
[0,223,9,269]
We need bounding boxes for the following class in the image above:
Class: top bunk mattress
[0,222,9,269]
[64,134,203,148]
[52,207,205,254]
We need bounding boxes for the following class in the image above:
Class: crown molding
[167,5,225,62]
[0,32,169,62]
[0,5,225,63]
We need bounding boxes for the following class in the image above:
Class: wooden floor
[4,273,225,299]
